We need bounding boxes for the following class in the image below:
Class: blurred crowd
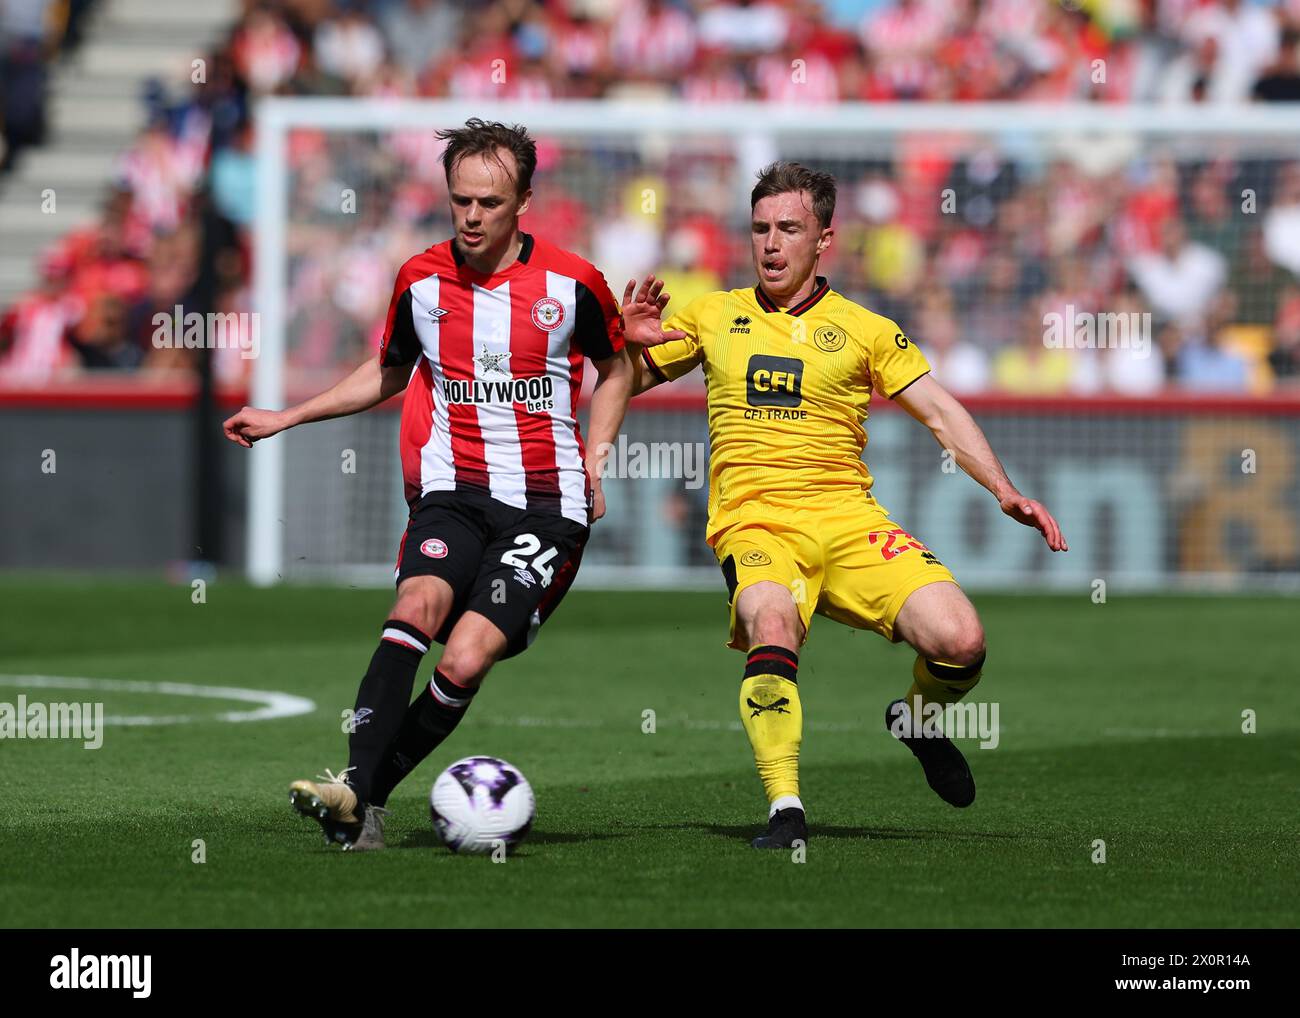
[3,0,1300,394]
[1,0,95,170]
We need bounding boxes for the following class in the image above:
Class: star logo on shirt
[475,347,511,375]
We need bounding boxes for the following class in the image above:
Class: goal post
[249,99,1300,592]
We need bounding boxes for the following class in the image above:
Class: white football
[430,755,535,854]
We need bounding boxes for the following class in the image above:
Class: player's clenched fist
[222,406,289,448]
[621,274,688,347]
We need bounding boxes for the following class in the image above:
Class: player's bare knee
[436,646,494,688]
[936,624,985,667]
[750,614,799,649]
[748,602,801,648]
[738,583,800,649]
[391,577,450,637]
[390,591,437,637]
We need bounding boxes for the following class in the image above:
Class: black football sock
[368,668,478,808]
[344,619,430,805]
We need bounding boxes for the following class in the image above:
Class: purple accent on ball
[448,756,522,810]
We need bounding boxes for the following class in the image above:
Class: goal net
[249,99,1300,592]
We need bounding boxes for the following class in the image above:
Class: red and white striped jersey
[378,232,624,526]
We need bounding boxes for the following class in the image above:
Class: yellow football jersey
[642,277,930,544]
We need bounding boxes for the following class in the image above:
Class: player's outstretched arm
[622,274,687,395]
[222,358,411,448]
[584,348,634,523]
[893,373,1068,552]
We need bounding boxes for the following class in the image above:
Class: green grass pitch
[1,580,1297,928]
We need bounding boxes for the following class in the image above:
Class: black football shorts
[394,490,588,659]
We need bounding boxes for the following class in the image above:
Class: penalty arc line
[0,677,1228,739]
[0,674,316,726]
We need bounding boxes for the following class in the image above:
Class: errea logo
[730,315,752,334]
[50,949,151,998]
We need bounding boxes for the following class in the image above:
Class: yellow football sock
[906,652,986,718]
[739,645,802,805]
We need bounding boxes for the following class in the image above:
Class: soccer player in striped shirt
[623,162,1067,849]
[223,120,633,850]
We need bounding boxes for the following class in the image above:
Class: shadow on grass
[643,821,1029,843]
[396,828,629,850]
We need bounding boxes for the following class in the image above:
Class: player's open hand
[621,275,688,347]
[222,406,288,448]
[999,493,1067,551]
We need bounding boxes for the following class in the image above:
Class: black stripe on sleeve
[641,346,669,384]
[574,281,616,360]
[381,288,420,367]
[887,369,930,400]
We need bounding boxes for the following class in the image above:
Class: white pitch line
[0,677,1226,740]
[0,674,316,726]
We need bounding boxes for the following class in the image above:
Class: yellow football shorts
[713,500,957,649]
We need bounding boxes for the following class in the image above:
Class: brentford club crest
[531,297,565,332]
[420,538,448,559]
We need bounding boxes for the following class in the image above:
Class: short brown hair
[751,162,836,229]
[436,118,537,197]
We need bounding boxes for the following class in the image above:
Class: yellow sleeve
[868,316,931,398]
[641,295,708,383]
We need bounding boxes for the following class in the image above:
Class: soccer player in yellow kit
[623,163,1068,848]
